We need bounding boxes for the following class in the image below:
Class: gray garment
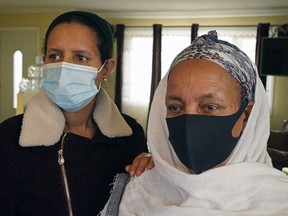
[105,173,130,216]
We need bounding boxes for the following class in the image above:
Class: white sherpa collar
[19,89,132,147]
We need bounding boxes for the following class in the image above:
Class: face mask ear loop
[95,60,107,90]
[98,59,107,73]
[97,82,102,91]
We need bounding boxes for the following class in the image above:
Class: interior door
[0,28,38,122]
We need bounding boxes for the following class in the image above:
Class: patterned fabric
[169,30,257,101]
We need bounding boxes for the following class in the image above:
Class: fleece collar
[19,89,132,147]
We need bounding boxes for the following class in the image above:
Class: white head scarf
[149,30,272,172]
[117,31,288,216]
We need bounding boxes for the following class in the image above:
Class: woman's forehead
[48,22,97,42]
[47,23,99,53]
[169,59,234,83]
[167,59,240,101]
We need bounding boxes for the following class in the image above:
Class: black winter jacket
[0,113,147,216]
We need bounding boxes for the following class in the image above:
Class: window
[198,26,257,62]
[121,27,153,129]
[122,25,269,130]
[13,50,23,109]
[122,26,190,130]
[122,27,153,107]
[161,27,191,77]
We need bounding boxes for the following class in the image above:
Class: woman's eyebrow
[166,93,225,103]
[166,95,183,102]
[72,49,90,53]
[198,93,225,103]
[46,48,61,53]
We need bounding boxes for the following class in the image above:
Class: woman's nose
[184,106,198,115]
[62,59,73,64]
[62,54,73,64]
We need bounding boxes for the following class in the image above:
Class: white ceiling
[0,0,288,18]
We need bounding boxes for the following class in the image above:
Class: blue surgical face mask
[166,101,247,174]
[41,61,106,112]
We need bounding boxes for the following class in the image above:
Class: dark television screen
[260,37,288,76]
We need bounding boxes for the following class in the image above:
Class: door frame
[0,26,40,51]
[0,27,40,122]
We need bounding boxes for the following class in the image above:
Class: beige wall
[1,13,287,53]
[1,12,288,128]
[271,76,288,129]
[109,15,288,26]
[0,13,60,53]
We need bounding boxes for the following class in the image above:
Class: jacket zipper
[58,133,74,216]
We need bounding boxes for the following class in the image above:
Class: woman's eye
[76,55,88,62]
[166,104,184,118]
[202,104,219,113]
[167,105,182,112]
[206,104,217,110]
[48,54,60,61]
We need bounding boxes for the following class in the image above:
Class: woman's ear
[94,59,115,87]
[102,59,115,80]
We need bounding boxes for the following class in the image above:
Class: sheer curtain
[161,27,191,77]
[121,25,272,131]
[198,26,257,62]
[122,26,190,131]
[122,27,153,131]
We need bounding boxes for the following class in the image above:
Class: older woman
[101,31,288,215]
[0,11,152,216]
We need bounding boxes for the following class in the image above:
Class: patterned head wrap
[169,30,257,101]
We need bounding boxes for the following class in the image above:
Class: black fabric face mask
[166,102,247,174]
